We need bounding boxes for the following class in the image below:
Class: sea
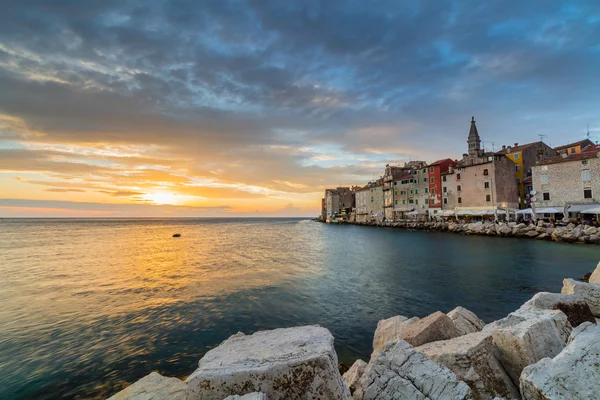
[0,218,598,399]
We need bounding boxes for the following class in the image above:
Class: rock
[520,292,596,327]
[498,225,512,236]
[583,226,597,236]
[447,307,485,336]
[222,394,266,400]
[387,311,461,348]
[589,261,600,284]
[587,234,600,244]
[525,230,538,238]
[571,225,583,238]
[562,278,600,317]
[535,233,548,240]
[185,326,351,400]
[342,360,367,394]
[579,272,592,282]
[482,308,571,384]
[520,322,600,400]
[108,372,187,400]
[372,315,413,354]
[418,332,519,400]
[566,222,576,230]
[354,340,472,400]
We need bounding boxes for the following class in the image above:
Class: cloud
[0,0,599,216]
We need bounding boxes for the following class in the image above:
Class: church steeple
[467,116,481,156]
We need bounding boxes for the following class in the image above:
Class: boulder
[222,394,266,400]
[342,360,367,394]
[587,235,600,244]
[583,226,597,236]
[354,340,472,400]
[447,307,485,336]
[520,322,600,400]
[482,308,571,384]
[562,278,600,317]
[418,332,519,400]
[498,225,512,236]
[520,292,596,327]
[185,326,351,400]
[589,261,600,284]
[108,372,187,400]
[525,230,538,238]
[372,315,414,354]
[535,233,548,240]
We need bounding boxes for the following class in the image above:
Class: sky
[1,0,599,217]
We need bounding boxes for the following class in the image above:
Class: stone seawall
[340,220,600,245]
[109,261,600,400]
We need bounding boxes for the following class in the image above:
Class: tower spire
[467,116,481,156]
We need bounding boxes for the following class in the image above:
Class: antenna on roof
[538,134,547,142]
[587,124,590,139]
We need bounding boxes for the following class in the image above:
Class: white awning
[568,204,600,213]
[407,210,419,215]
[536,207,562,214]
[441,210,456,216]
[582,207,600,214]
[456,210,473,215]
[516,209,533,215]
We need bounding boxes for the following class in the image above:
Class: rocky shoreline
[338,220,600,245]
[109,262,600,400]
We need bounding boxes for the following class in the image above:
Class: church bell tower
[467,116,481,157]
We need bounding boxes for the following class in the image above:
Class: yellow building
[554,139,594,156]
[496,142,556,208]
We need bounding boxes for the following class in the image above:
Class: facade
[355,185,370,223]
[427,159,457,211]
[325,189,339,219]
[531,145,600,215]
[554,139,594,156]
[383,165,407,220]
[369,180,384,221]
[496,141,557,208]
[320,198,326,221]
[441,170,458,210]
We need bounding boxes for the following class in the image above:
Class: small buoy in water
[172,233,181,238]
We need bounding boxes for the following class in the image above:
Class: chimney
[502,145,506,151]
[514,143,518,147]
[507,146,512,153]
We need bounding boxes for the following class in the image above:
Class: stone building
[554,139,594,156]
[354,185,370,223]
[383,165,407,220]
[496,141,556,208]
[531,145,600,217]
[441,168,458,210]
[325,189,339,220]
[320,198,326,221]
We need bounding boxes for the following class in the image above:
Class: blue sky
[0,0,599,216]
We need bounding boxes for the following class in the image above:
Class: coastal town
[320,117,600,225]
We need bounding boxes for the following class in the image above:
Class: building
[369,180,384,221]
[325,189,339,220]
[441,169,458,210]
[554,139,594,156]
[531,145,600,218]
[355,185,370,223]
[383,165,407,220]
[427,158,457,213]
[455,117,519,211]
[324,187,354,220]
[320,198,326,221]
[496,141,557,208]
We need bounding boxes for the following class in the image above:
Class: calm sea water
[0,218,598,399]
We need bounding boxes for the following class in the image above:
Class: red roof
[495,141,541,155]
[554,139,594,152]
[538,145,600,165]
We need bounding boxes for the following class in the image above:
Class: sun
[142,192,178,205]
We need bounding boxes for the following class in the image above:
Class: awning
[582,207,600,214]
[456,210,473,215]
[536,208,562,214]
[568,204,600,213]
[516,209,533,215]
[441,210,456,216]
[407,210,419,216]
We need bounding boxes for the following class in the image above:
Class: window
[483,169,489,176]
[430,177,434,183]
[542,165,548,171]
[486,194,491,202]
[443,175,447,182]
[409,199,414,204]
[484,182,490,189]
[395,200,398,205]
[423,178,427,183]
[458,197,462,204]
[422,168,426,173]
[415,199,419,205]
[394,181,397,185]
[443,186,447,193]
[513,153,519,159]
[516,178,521,185]
[431,188,435,195]
[543,192,550,201]
[457,185,462,192]
[415,189,419,194]
[584,189,593,199]
[425,199,429,204]
[571,147,576,154]
[410,189,413,194]
[487,155,493,162]
[457,173,461,180]
[582,160,588,165]
[541,175,549,185]
[444,198,448,204]
[371,196,374,202]
[582,170,591,181]
[424,187,428,193]
[430,167,434,172]
[394,191,397,196]
[516,165,520,172]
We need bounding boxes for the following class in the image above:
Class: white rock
[562,278,600,317]
[222,393,266,400]
[447,307,485,336]
[342,360,367,394]
[589,261,600,284]
[482,308,571,384]
[520,292,596,327]
[372,315,414,354]
[418,332,519,400]
[108,372,187,400]
[185,326,351,400]
[520,322,600,400]
[354,340,472,400]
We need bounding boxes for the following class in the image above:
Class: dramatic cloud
[0,0,599,216]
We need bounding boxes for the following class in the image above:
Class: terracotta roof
[495,141,541,154]
[428,158,454,167]
[537,145,600,165]
[554,139,594,151]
